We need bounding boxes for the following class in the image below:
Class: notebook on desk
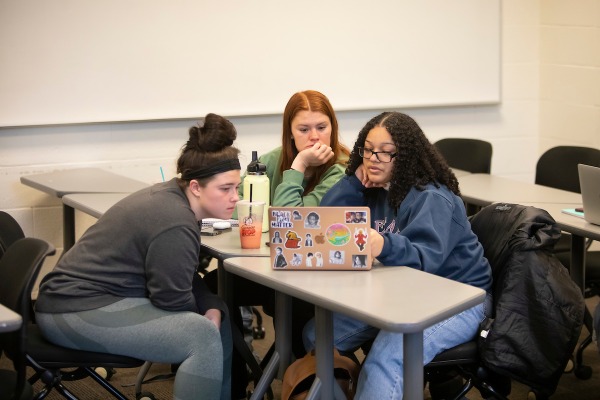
[268,206,372,270]
[577,164,600,226]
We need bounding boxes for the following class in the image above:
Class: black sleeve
[192,272,227,315]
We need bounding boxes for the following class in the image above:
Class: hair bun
[188,113,237,152]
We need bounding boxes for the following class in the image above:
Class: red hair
[279,90,349,194]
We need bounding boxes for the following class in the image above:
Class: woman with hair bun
[35,113,242,400]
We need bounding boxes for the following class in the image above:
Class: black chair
[0,210,32,400]
[0,237,148,400]
[535,146,600,193]
[535,146,600,379]
[0,211,26,259]
[434,138,493,215]
[425,203,585,400]
[0,368,33,400]
[534,146,600,272]
[434,138,493,174]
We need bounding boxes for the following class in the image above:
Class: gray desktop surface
[200,228,270,259]
[21,167,149,197]
[0,303,22,333]
[224,257,485,333]
[62,193,129,219]
[459,173,582,206]
[224,256,485,400]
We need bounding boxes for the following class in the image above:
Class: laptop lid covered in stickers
[268,206,372,270]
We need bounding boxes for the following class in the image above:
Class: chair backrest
[0,238,55,349]
[434,138,492,174]
[535,146,600,193]
[0,237,55,398]
[0,211,26,259]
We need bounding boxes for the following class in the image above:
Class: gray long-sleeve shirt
[36,179,222,314]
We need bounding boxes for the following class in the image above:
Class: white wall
[0,1,501,126]
[0,0,587,264]
[538,0,600,151]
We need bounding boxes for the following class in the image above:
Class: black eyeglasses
[358,147,397,163]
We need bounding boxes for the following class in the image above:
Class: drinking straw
[249,183,253,218]
[159,166,165,182]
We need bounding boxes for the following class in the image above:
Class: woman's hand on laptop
[369,229,384,258]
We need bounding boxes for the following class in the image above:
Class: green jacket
[239,147,347,207]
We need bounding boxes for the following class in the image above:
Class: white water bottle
[243,151,270,232]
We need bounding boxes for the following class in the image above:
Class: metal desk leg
[63,204,75,253]
[217,260,265,394]
[306,306,346,400]
[217,260,232,302]
[275,291,293,378]
[404,331,424,400]
[570,234,594,376]
[250,291,292,400]
[570,234,586,293]
[570,235,592,335]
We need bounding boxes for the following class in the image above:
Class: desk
[451,168,471,178]
[22,168,149,252]
[0,304,25,397]
[20,168,148,198]
[0,304,22,333]
[62,193,130,219]
[459,174,582,207]
[199,228,270,296]
[224,257,486,400]
[520,202,600,294]
[199,229,273,386]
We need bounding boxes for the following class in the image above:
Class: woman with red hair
[244,89,350,206]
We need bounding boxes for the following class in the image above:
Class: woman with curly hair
[302,111,493,399]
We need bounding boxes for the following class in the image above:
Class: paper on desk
[201,218,239,227]
[561,208,585,219]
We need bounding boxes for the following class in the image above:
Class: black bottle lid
[246,150,267,174]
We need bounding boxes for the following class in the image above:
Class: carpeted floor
[3,302,600,399]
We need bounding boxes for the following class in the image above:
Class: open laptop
[268,206,372,270]
[577,164,600,226]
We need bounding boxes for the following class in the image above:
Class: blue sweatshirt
[321,175,492,291]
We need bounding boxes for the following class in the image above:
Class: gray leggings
[36,298,230,400]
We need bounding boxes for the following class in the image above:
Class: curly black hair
[346,112,459,210]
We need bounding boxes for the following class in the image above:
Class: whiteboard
[0,0,500,127]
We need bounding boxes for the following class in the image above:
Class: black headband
[181,158,241,180]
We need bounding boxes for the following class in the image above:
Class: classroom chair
[0,211,26,259]
[534,145,600,264]
[535,145,600,379]
[0,237,148,400]
[0,211,33,399]
[425,203,584,400]
[434,138,493,174]
[434,138,493,215]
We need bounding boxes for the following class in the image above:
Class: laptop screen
[578,164,600,226]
